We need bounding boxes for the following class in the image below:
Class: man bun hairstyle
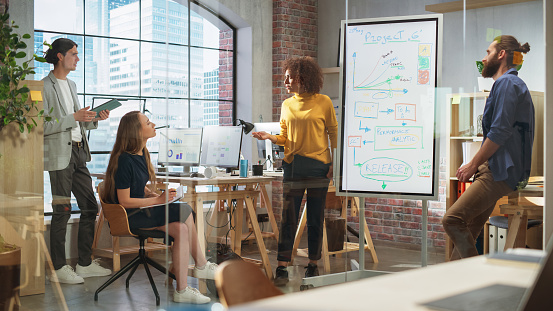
[493,35,530,68]
[44,38,78,65]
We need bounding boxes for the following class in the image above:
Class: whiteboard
[336,15,442,199]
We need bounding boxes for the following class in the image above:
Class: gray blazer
[42,71,98,172]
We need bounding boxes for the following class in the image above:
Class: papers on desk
[140,186,184,209]
[486,248,545,269]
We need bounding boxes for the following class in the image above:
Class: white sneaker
[173,286,211,304]
[52,265,84,284]
[193,262,218,280]
[76,259,112,278]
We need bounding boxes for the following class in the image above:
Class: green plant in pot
[0,234,21,311]
[0,7,51,143]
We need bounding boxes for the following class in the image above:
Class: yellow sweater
[275,93,338,164]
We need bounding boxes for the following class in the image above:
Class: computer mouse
[190,172,199,178]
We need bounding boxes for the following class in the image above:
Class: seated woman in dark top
[101,111,216,304]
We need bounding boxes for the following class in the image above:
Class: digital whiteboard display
[337,15,441,199]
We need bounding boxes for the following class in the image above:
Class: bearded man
[442,35,534,260]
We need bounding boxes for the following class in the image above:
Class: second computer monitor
[200,125,243,168]
[254,122,281,159]
[158,128,203,166]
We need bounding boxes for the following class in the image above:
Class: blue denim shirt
[482,68,534,189]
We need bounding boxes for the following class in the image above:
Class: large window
[34,0,235,213]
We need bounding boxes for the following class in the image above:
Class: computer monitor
[200,125,243,168]
[158,128,203,166]
[254,122,284,170]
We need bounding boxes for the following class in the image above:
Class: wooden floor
[19,236,446,311]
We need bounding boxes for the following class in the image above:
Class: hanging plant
[475,60,523,75]
[0,7,52,134]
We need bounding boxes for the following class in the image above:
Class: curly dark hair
[283,56,323,94]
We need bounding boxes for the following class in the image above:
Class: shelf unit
[445,91,544,258]
[426,0,536,13]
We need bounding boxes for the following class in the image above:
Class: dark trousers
[277,155,330,262]
[49,144,98,270]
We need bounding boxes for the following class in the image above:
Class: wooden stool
[499,185,543,251]
[291,189,378,274]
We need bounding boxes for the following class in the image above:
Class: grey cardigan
[42,71,98,171]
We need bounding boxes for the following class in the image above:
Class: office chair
[94,185,175,306]
[215,259,283,307]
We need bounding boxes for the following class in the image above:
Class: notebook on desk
[421,237,553,311]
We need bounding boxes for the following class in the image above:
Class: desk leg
[195,196,206,255]
[231,198,244,256]
[244,196,274,279]
[504,212,527,251]
[291,206,308,264]
[322,220,330,273]
[261,183,279,242]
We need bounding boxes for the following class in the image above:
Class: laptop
[421,236,553,311]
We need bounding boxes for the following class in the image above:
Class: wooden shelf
[426,0,536,13]
[321,67,340,74]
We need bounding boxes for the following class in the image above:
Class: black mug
[252,165,263,176]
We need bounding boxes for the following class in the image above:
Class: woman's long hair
[102,111,156,203]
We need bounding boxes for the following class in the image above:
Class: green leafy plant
[476,60,523,75]
[0,234,16,253]
[0,7,51,134]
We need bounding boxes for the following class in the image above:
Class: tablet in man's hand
[91,99,122,117]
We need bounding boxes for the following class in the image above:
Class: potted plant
[0,6,50,154]
[0,234,21,311]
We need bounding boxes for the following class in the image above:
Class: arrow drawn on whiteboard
[354,148,362,167]
[382,181,387,190]
[359,121,371,133]
[402,122,407,126]
[378,108,394,115]
[363,140,374,145]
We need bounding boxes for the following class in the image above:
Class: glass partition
[1,0,547,309]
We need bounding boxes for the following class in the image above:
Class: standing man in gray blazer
[43,38,111,284]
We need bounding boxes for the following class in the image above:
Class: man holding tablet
[42,38,112,283]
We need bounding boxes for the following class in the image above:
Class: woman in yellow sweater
[252,56,338,285]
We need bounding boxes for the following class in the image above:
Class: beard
[482,55,501,78]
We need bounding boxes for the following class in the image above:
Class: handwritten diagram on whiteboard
[337,16,441,198]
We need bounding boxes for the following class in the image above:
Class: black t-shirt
[114,152,150,204]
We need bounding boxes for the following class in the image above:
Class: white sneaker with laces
[52,265,84,284]
[173,286,210,304]
[76,259,112,278]
[193,262,218,280]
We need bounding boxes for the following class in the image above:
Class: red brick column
[272,0,318,122]
[219,29,234,126]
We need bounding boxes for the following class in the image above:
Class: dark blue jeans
[277,155,330,262]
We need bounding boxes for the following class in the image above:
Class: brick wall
[219,29,233,126]
[346,158,447,248]
[272,0,318,122]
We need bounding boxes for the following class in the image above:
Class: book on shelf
[461,141,481,167]
[457,181,473,198]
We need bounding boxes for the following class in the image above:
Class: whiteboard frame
[335,14,443,200]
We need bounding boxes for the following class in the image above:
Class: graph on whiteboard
[339,18,438,196]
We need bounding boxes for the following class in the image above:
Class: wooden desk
[92,174,276,279]
[232,256,539,311]
[499,185,544,251]
[160,175,276,279]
